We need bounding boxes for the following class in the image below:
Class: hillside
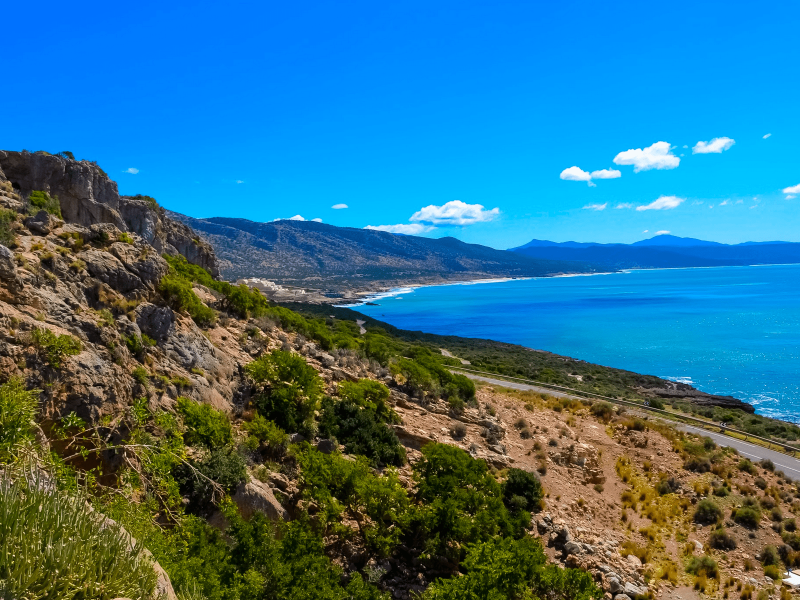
[511,235,800,270]
[167,212,602,295]
[2,151,800,600]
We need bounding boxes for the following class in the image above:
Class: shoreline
[335,262,800,307]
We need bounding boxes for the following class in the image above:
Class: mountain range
[510,234,800,270]
[166,213,601,294]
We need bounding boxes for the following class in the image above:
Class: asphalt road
[462,371,800,481]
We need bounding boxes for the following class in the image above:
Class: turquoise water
[354,265,800,422]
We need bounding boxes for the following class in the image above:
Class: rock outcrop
[0,150,218,276]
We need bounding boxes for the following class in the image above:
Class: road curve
[462,372,800,481]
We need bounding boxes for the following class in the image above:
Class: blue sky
[3,0,799,248]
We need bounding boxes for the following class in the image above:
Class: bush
[649,398,665,410]
[764,564,781,581]
[30,327,82,368]
[761,458,775,472]
[733,505,762,529]
[684,456,711,473]
[686,555,719,578]
[174,447,246,515]
[739,459,758,475]
[176,397,232,450]
[755,477,768,489]
[502,468,543,513]
[761,545,780,566]
[0,208,16,247]
[132,366,149,385]
[656,477,680,495]
[243,413,288,458]
[158,275,216,327]
[296,446,411,557]
[590,402,614,422]
[338,379,398,424]
[0,378,39,461]
[246,350,322,435]
[413,443,523,560]
[450,422,467,439]
[709,527,737,550]
[422,535,602,600]
[0,477,157,599]
[28,190,62,217]
[318,397,406,467]
[694,499,723,525]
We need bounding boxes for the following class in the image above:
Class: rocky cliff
[0,150,218,276]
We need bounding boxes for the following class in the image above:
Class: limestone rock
[232,477,288,521]
[0,245,15,280]
[83,249,144,294]
[23,210,61,235]
[134,303,175,343]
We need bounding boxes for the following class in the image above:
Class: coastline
[335,262,800,308]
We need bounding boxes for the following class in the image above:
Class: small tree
[694,499,723,525]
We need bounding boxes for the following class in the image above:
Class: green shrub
[173,447,246,515]
[739,459,758,474]
[318,397,406,467]
[243,413,288,458]
[708,527,737,550]
[31,327,82,368]
[0,208,16,247]
[176,397,232,450]
[245,350,322,435]
[502,468,543,513]
[649,398,665,410]
[422,535,602,600]
[0,378,39,462]
[338,379,398,424]
[159,274,217,327]
[28,190,62,217]
[684,456,711,472]
[764,564,781,580]
[130,194,159,211]
[118,232,135,244]
[760,545,780,566]
[694,499,723,525]
[0,477,157,599]
[733,504,762,529]
[412,443,525,561]
[761,458,775,471]
[296,446,411,558]
[132,366,149,385]
[686,554,719,578]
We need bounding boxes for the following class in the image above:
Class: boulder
[135,303,175,343]
[623,582,646,598]
[23,210,61,235]
[0,245,15,280]
[316,439,337,454]
[83,249,144,294]
[232,478,288,521]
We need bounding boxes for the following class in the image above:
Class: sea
[351,264,800,423]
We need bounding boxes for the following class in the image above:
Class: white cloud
[123,168,139,174]
[642,229,649,233]
[635,196,685,211]
[736,200,743,204]
[236,180,244,184]
[560,166,620,185]
[692,137,735,154]
[274,215,306,221]
[312,217,322,222]
[560,166,592,182]
[655,230,670,235]
[783,184,800,197]
[719,200,730,206]
[788,195,797,200]
[763,133,772,139]
[590,169,621,180]
[583,203,607,211]
[331,203,348,209]
[692,200,704,205]
[365,224,435,235]
[615,203,635,209]
[410,200,499,225]
[613,141,680,172]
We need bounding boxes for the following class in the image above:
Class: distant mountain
[510,235,800,269]
[167,214,602,293]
